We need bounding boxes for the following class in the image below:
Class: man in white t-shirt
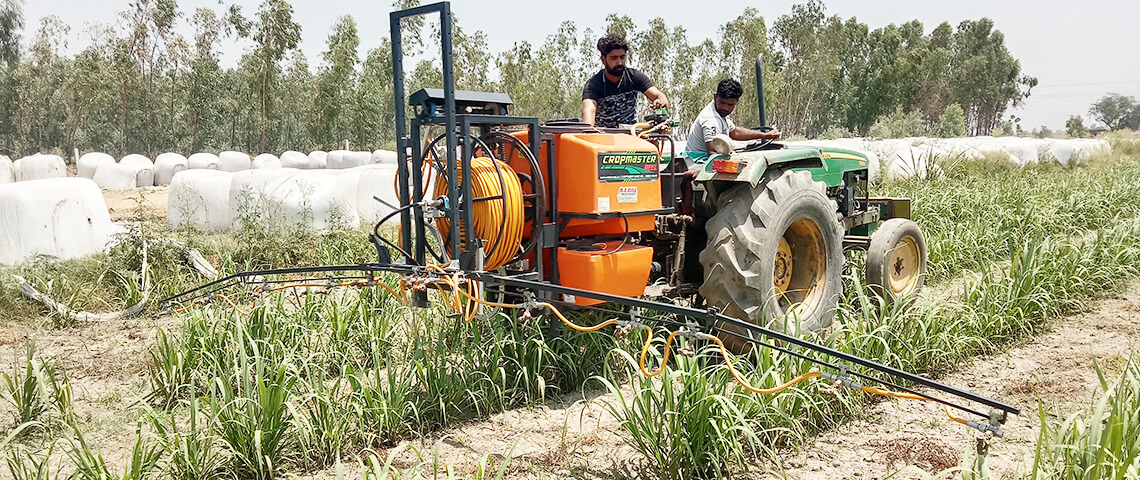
[684,79,781,161]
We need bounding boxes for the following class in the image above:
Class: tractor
[386,4,927,343]
[159,2,1011,431]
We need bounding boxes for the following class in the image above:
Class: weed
[1030,356,1140,479]
[2,341,72,435]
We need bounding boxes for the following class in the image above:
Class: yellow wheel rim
[773,237,792,296]
[774,218,827,313]
[888,236,921,296]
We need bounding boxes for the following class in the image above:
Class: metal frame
[157,261,1020,422]
[392,3,545,272]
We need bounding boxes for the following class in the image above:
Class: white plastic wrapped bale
[229,169,359,232]
[371,149,398,164]
[188,152,221,170]
[280,151,309,169]
[119,154,155,187]
[1059,138,1111,164]
[327,150,372,169]
[354,164,403,225]
[0,178,116,265]
[218,151,252,172]
[92,162,142,190]
[14,154,66,181]
[154,153,188,186]
[77,152,115,179]
[0,155,12,184]
[253,153,282,169]
[308,150,328,169]
[168,169,234,232]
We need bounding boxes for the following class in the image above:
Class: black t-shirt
[582,68,654,128]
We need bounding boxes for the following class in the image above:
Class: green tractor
[645,59,927,342]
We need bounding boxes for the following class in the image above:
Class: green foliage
[932,103,966,138]
[869,107,926,138]
[1066,115,1090,138]
[0,3,1038,154]
[2,341,73,434]
[817,125,853,139]
[592,347,766,480]
[1088,93,1139,131]
[67,423,162,480]
[1031,357,1140,479]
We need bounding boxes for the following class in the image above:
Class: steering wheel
[739,125,779,152]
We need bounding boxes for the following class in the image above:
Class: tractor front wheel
[866,218,927,305]
[698,169,844,347]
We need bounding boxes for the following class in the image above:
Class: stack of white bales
[327,150,373,169]
[780,137,1111,180]
[170,149,394,172]
[252,153,282,169]
[0,178,116,265]
[280,151,309,169]
[168,158,408,233]
[188,152,221,170]
[308,151,328,169]
[154,153,188,185]
[13,154,66,181]
[77,152,115,178]
[0,155,12,184]
[93,154,154,189]
[219,151,252,172]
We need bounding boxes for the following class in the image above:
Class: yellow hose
[434,156,525,271]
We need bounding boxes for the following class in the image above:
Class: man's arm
[582,99,598,126]
[729,126,780,141]
[644,86,668,109]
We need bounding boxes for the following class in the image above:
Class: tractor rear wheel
[866,218,927,305]
[698,170,844,348]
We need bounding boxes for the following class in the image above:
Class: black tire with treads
[866,217,927,305]
[698,169,844,346]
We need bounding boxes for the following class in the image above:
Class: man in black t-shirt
[582,34,669,128]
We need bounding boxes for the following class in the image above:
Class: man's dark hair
[716,79,743,100]
[597,34,629,56]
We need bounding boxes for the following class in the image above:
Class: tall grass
[2,341,73,435]
[134,279,629,477]
[598,147,1140,478]
[880,143,1140,284]
[1031,356,1140,479]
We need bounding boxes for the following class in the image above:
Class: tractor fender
[694,146,825,186]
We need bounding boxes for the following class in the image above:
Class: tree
[252,0,300,152]
[1088,93,1139,131]
[948,19,1036,135]
[15,16,69,154]
[1066,115,1089,138]
[185,8,225,151]
[931,103,965,138]
[356,43,394,147]
[0,0,23,152]
[312,16,359,149]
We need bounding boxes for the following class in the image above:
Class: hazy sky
[23,0,1140,130]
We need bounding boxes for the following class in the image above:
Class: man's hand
[645,86,668,110]
[762,128,781,139]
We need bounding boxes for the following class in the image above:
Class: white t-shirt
[685,101,736,154]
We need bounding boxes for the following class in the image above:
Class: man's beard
[606,65,626,77]
[716,107,732,118]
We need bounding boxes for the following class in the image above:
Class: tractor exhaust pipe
[755,54,767,128]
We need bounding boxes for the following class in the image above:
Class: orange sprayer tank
[511,131,662,238]
[557,241,653,306]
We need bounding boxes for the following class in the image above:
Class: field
[2,132,1140,480]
